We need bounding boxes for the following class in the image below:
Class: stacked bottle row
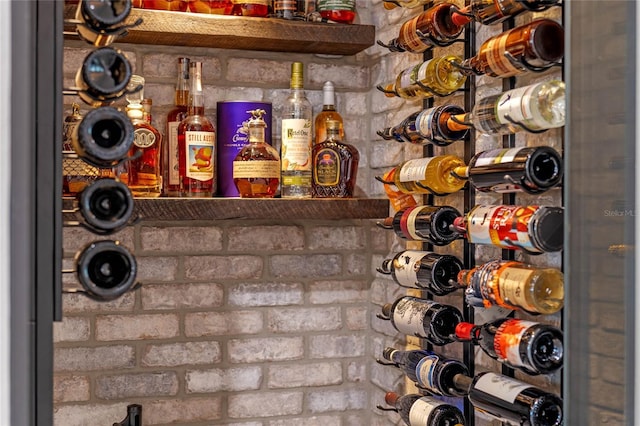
[375,1,564,425]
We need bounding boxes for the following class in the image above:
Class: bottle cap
[323,81,336,105]
[454,322,474,340]
[291,62,304,89]
[381,303,392,318]
[384,392,399,406]
[452,217,466,234]
[382,347,396,361]
[529,206,564,252]
[450,5,473,27]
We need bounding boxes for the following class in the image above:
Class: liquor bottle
[178,61,216,197]
[188,0,233,13]
[63,103,100,196]
[316,0,356,24]
[382,347,470,397]
[74,240,138,301]
[462,146,563,194]
[77,178,135,235]
[230,0,269,16]
[121,76,162,197]
[311,120,359,198]
[378,205,462,246]
[453,0,560,26]
[314,81,344,144]
[452,204,564,253]
[378,104,468,147]
[458,259,564,315]
[381,2,467,53]
[72,106,135,168]
[73,0,132,46]
[454,372,563,426]
[379,54,466,99]
[113,404,143,426]
[274,0,298,19]
[379,296,463,345]
[383,392,466,426]
[74,47,133,107]
[455,318,564,375]
[378,250,463,296]
[382,0,431,10]
[280,62,313,198]
[143,0,189,11]
[163,57,190,197]
[233,109,281,198]
[389,155,467,195]
[459,19,564,78]
[451,80,565,136]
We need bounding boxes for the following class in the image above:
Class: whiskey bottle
[314,81,344,144]
[142,0,189,11]
[378,250,463,296]
[378,205,462,246]
[454,0,560,26]
[121,76,162,197]
[381,2,467,53]
[459,19,564,78]
[463,146,563,194]
[451,80,565,136]
[382,347,470,397]
[188,0,233,14]
[456,372,563,426]
[379,54,466,99]
[455,318,564,375]
[382,392,466,426]
[230,0,270,16]
[74,47,133,107]
[274,0,297,19]
[378,104,468,146]
[233,109,281,198]
[459,259,564,315]
[178,61,216,197]
[316,0,356,24]
[163,57,190,197]
[390,154,467,195]
[280,62,313,198]
[453,204,564,253]
[63,103,100,196]
[74,240,137,301]
[382,0,431,10]
[77,178,134,235]
[311,120,359,198]
[73,0,132,46]
[380,296,463,345]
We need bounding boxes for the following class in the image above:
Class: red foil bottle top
[384,392,399,406]
[450,5,473,27]
[452,216,466,234]
[455,322,475,340]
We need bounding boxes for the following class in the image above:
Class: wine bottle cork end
[384,392,399,406]
[454,322,474,340]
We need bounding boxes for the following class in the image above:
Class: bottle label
[409,397,445,424]
[400,16,427,52]
[399,158,434,182]
[415,354,440,394]
[484,32,521,77]
[281,118,312,172]
[466,205,541,253]
[473,372,531,404]
[317,0,355,11]
[415,107,438,140]
[494,319,537,367]
[133,127,156,148]
[274,0,296,11]
[185,131,215,182]
[473,148,521,167]
[498,266,536,312]
[314,147,340,186]
[391,297,434,339]
[232,160,280,179]
[496,84,547,129]
[167,121,180,186]
[391,250,423,288]
[401,206,428,240]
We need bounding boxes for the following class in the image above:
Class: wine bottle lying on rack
[459,259,564,315]
[377,205,462,246]
[75,178,135,235]
[378,250,463,296]
[73,0,134,47]
[452,0,560,26]
[455,318,564,375]
[454,372,563,426]
[387,155,467,195]
[380,347,469,397]
[380,392,466,426]
[378,296,463,346]
[74,47,135,107]
[378,105,469,146]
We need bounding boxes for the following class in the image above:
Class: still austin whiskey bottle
[378,205,462,246]
[178,61,216,197]
[311,120,359,198]
[379,105,469,146]
[383,392,466,426]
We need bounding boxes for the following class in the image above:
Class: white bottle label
[233,161,280,179]
[494,319,537,368]
[392,297,432,338]
[474,372,531,404]
[496,84,547,129]
[405,206,428,241]
[167,121,180,186]
[399,158,433,182]
[185,131,215,182]
[281,118,312,171]
[473,148,521,167]
[415,107,438,139]
[392,251,424,288]
[409,397,445,424]
[415,354,439,393]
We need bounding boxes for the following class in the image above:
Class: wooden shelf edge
[64,6,375,56]
[63,197,390,222]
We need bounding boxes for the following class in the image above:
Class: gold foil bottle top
[290,62,304,89]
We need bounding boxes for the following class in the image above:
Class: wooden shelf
[64,6,376,56]
[63,198,389,222]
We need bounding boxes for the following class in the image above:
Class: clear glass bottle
[280,62,313,198]
[455,0,560,26]
[382,2,467,53]
[379,104,468,146]
[455,318,564,375]
[230,0,270,16]
[163,57,190,197]
[391,154,467,195]
[314,81,344,144]
[383,392,466,426]
[378,205,462,246]
[233,109,281,198]
[459,19,564,78]
[380,296,464,346]
[178,61,216,197]
[311,120,359,198]
[316,0,356,24]
[378,250,463,296]
[380,54,466,99]
[459,259,564,315]
[452,80,565,136]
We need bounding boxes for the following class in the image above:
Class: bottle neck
[189,64,205,114]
